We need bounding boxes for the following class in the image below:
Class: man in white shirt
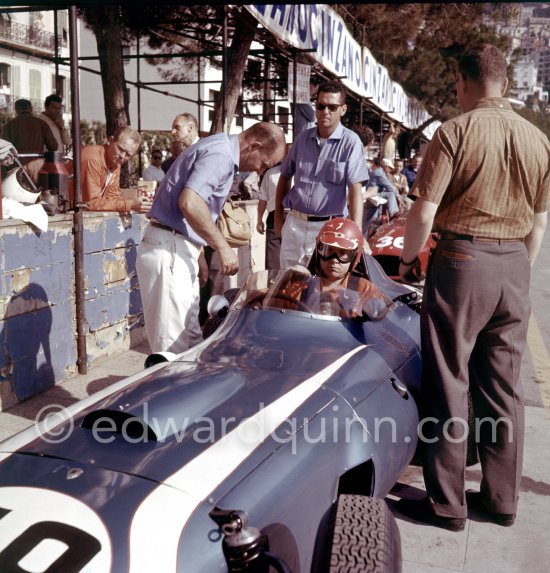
[171,112,200,149]
[143,149,165,183]
[257,143,291,270]
[38,94,71,154]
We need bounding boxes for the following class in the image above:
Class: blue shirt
[280,123,369,216]
[368,166,399,196]
[402,165,418,190]
[148,133,239,246]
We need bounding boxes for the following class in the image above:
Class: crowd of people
[1,42,548,538]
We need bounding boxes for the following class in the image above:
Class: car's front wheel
[323,494,401,573]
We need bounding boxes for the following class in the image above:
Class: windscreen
[234,269,390,320]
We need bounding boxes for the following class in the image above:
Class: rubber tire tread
[325,495,401,573]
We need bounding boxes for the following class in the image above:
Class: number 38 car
[0,255,423,573]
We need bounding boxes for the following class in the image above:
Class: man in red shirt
[81,126,152,213]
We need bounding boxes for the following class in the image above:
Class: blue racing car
[0,255,423,573]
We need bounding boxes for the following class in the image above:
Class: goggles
[317,243,356,264]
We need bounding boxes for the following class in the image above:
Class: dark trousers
[265,211,281,271]
[420,238,530,518]
[198,246,215,327]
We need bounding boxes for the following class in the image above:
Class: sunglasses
[315,103,342,112]
[152,155,162,160]
[317,243,355,263]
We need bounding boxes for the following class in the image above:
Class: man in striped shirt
[397,44,550,531]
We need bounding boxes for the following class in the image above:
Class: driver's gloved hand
[363,297,388,321]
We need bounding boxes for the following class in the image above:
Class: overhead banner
[245,4,439,139]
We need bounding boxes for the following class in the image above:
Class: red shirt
[81,144,133,213]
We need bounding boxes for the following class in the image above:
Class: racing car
[368,213,438,282]
[0,255,423,573]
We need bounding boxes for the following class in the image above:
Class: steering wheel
[244,292,314,314]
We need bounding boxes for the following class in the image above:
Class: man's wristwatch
[399,255,419,266]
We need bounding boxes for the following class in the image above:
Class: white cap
[382,158,394,169]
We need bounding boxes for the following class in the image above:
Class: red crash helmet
[315,217,364,270]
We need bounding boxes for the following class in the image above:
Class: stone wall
[0,213,147,411]
[0,201,264,411]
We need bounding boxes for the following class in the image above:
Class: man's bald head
[238,122,287,177]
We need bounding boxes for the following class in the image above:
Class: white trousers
[136,224,202,354]
[279,212,327,269]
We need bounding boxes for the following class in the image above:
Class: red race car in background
[367,213,438,282]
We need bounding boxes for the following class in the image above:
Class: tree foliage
[78,5,264,138]
[78,6,131,136]
[515,107,550,141]
[335,3,511,124]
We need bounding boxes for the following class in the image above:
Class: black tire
[324,495,401,573]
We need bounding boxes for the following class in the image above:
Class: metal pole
[263,49,270,122]
[54,10,59,85]
[136,34,142,176]
[197,54,202,134]
[222,7,228,133]
[292,52,297,140]
[69,5,87,375]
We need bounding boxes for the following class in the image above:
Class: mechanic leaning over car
[274,81,369,269]
[397,43,550,531]
[136,122,287,355]
[283,217,390,320]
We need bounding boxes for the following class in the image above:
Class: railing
[0,19,65,52]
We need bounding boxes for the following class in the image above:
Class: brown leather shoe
[466,490,515,527]
[395,497,466,532]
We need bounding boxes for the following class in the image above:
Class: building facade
[0,9,72,118]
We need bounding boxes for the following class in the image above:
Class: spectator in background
[275,81,369,268]
[257,143,292,270]
[143,149,165,184]
[392,158,413,212]
[362,157,400,237]
[1,98,58,182]
[381,123,398,161]
[38,94,71,155]
[161,140,184,174]
[81,125,152,213]
[402,154,423,191]
[294,102,316,137]
[353,123,375,168]
[172,112,199,150]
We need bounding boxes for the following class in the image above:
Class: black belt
[439,232,524,244]
[290,209,343,222]
[149,220,180,234]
